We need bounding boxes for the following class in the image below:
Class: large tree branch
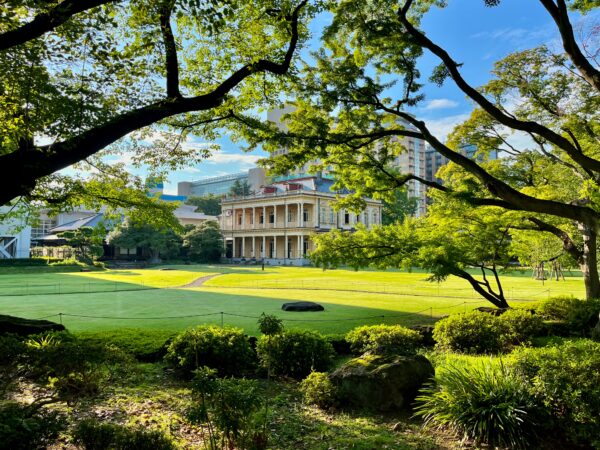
[0,0,118,51]
[526,216,584,262]
[0,0,308,205]
[398,2,600,174]
[539,0,600,91]
[159,1,180,98]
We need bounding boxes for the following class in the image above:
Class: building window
[288,210,293,222]
[259,214,264,224]
[238,215,242,226]
[303,209,309,222]
[344,212,350,225]
[269,212,275,224]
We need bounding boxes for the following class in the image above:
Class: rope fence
[32,300,493,327]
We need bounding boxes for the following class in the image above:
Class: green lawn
[0,264,586,335]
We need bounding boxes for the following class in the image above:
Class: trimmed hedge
[164,325,255,377]
[73,419,176,450]
[256,329,334,379]
[346,324,422,355]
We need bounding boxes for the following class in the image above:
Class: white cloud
[422,113,471,143]
[423,99,459,110]
[179,167,202,174]
[205,151,261,167]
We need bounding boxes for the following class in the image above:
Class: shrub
[433,311,506,354]
[300,372,337,408]
[76,329,175,362]
[0,335,27,395]
[414,362,544,449]
[164,325,255,377]
[499,309,544,345]
[510,339,600,448]
[257,313,284,336]
[0,401,66,450]
[73,419,176,450]
[324,334,352,355]
[345,324,422,355]
[536,296,600,334]
[188,367,265,450]
[256,329,334,379]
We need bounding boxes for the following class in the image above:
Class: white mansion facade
[220,176,382,265]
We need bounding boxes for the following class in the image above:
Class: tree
[227,0,600,301]
[186,195,222,216]
[0,0,314,207]
[382,188,418,224]
[58,226,104,263]
[107,218,182,263]
[229,179,252,197]
[183,220,223,262]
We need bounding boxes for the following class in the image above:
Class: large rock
[330,354,434,411]
[281,301,324,312]
[0,314,65,336]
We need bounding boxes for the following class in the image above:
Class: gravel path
[180,274,221,288]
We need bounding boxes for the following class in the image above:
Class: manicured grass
[0,264,586,335]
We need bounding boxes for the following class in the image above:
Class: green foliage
[0,335,28,395]
[500,309,544,345]
[257,313,284,336]
[183,221,223,263]
[73,419,176,450]
[59,226,104,263]
[345,324,422,355]
[0,401,66,450]
[300,372,337,408]
[433,311,507,354]
[188,367,265,450]
[381,188,417,224]
[229,179,252,196]
[536,296,600,334]
[511,339,600,448]
[75,329,175,362]
[0,258,52,266]
[186,195,222,216]
[107,217,182,262]
[164,325,255,377]
[414,362,543,449]
[256,329,334,379]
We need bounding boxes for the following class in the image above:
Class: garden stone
[281,301,324,312]
[330,354,434,411]
[0,314,65,336]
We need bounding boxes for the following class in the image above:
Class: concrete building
[424,144,499,185]
[0,207,32,259]
[178,168,266,198]
[220,176,382,266]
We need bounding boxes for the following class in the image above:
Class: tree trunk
[579,223,600,300]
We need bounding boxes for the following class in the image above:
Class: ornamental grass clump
[414,361,544,449]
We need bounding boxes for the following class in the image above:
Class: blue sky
[160,0,582,193]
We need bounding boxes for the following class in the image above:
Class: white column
[297,203,302,227]
[241,208,246,229]
[242,236,246,257]
[285,203,288,228]
[285,236,289,260]
[297,235,301,259]
[300,235,304,258]
[300,203,304,227]
[252,236,255,257]
[273,236,277,258]
[262,236,266,257]
[252,207,255,229]
[262,206,266,229]
[273,205,278,228]
[232,237,236,258]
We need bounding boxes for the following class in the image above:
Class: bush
[0,401,66,450]
[300,372,337,408]
[324,334,352,355]
[499,309,544,345]
[256,329,334,379]
[73,419,176,450]
[536,296,600,334]
[0,258,49,267]
[164,325,255,377]
[510,339,600,448]
[433,311,506,354]
[345,324,422,355]
[257,313,284,336]
[188,367,265,450]
[76,329,175,362]
[414,362,544,449]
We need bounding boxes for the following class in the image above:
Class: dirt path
[180,274,221,288]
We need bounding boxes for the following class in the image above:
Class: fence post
[220,312,224,327]
[59,313,63,325]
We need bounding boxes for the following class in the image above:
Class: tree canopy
[223,0,600,302]
[0,0,316,214]
[183,220,223,262]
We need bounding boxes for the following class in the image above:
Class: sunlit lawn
[0,264,586,335]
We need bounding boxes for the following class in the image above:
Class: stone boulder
[0,314,65,336]
[281,301,324,312]
[329,354,434,411]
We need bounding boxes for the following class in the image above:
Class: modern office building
[177,167,266,198]
[220,176,382,266]
[425,144,499,185]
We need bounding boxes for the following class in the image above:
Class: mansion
[220,176,382,265]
